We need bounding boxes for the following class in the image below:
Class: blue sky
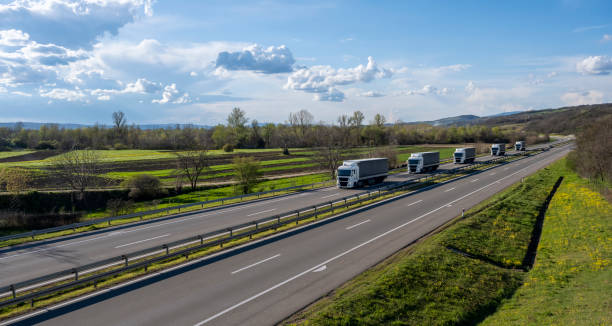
[1,0,611,125]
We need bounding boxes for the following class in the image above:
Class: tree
[288,109,314,145]
[52,149,101,200]
[233,156,261,194]
[227,107,249,146]
[373,113,386,127]
[123,174,165,200]
[112,111,127,144]
[312,126,344,179]
[0,167,33,193]
[175,150,210,190]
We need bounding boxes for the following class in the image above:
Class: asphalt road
[5,142,571,326]
[0,148,513,288]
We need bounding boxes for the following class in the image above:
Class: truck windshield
[337,169,351,176]
[408,159,420,165]
[454,153,462,158]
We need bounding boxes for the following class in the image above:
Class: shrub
[282,146,290,155]
[35,140,58,150]
[122,174,165,200]
[106,198,135,216]
[222,143,234,152]
[113,142,129,150]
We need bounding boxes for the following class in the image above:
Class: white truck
[491,143,506,156]
[337,158,388,188]
[515,141,526,151]
[454,147,476,164]
[407,152,440,173]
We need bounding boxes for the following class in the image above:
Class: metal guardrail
[2,140,570,244]
[0,179,336,243]
[0,148,555,309]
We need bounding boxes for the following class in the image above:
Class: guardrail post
[73,268,78,281]
[108,220,111,226]
[140,214,143,221]
[462,208,465,217]
[229,228,233,237]
[122,255,128,267]
[330,201,334,213]
[314,206,317,219]
[10,285,15,299]
[198,235,204,245]
[163,244,169,255]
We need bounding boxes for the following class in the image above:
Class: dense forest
[0,108,549,152]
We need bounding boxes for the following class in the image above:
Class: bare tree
[0,167,33,193]
[288,109,314,146]
[313,126,344,179]
[175,150,210,190]
[112,111,127,143]
[52,149,101,200]
[233,156,262,194]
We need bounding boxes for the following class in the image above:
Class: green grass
[84,173,331,219]
[0,150,36,159]
[285,158,564,325]
[395,146,456,163]
[103,157,312,180]
[481,164,612,325]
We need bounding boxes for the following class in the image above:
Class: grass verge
[283,158,564,325]
[481,162,612,325]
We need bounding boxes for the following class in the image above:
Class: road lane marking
[444,187,455,192]
[470,179,479,183]
[321,193,339,199]
[247,209,276,217]
[194,160,549,325]
[313,265,327,272]
[114,234,170,249]
[231,254,280,274]
[406,199,423,207]
[346,219,371,230]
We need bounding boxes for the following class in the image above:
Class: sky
[1,0,611,125]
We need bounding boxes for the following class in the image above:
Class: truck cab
[337,164,358,188]
[491,144,505,156]
[515,141,526,151]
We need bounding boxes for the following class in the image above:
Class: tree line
[0,108,543,152]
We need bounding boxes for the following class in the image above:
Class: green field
[286,159,575,325]
[0,150,35,159]
[85,173,331,219]
[481,165,612,325]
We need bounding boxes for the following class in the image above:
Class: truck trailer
[515,141,526,151]
[337,158,388,188]
[491,144,506,156]
[454,147,476,164]
[407,152,440,173]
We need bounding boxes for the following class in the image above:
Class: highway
[5,143,571,325]
[0,149,508,288]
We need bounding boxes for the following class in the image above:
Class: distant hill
[0,122,212,130]
[473,103,612,134]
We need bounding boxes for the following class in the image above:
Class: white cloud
[39,87,86,101]
[0,0,153,48]
[215,44,295,74]
[576,56,612,75]
[0,29,30,46]
[561,90,604,106]
[11,90,31,96]
[90,77,161,99]
[361,90,384,97]
[152,83,190,104]
[432,64,471,74]
[404,84,449,96]
[602,34,612,42]
[313,87,344,102]
[284,56,392,101]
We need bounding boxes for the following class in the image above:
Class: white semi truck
[515,141,526,151]
[491,144,506,156]
[454,147,476,164]
[337,158,388,188]
[407,152,440,173]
